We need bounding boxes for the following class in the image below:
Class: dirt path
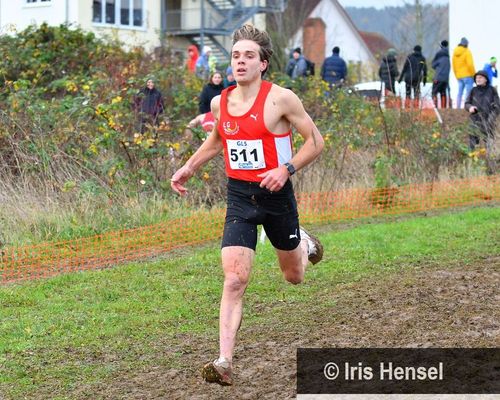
[86,256,499,400]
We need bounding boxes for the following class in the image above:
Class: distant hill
[345,4,448,60]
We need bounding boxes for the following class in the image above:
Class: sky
[338,0,448,9]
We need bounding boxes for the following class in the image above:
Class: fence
[1,175,498,284]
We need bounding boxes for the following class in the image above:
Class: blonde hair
[232,24,273,76]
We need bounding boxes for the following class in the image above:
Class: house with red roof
[284,0,390,81]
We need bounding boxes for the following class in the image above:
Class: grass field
[0,206,499,399]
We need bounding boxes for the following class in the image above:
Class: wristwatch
[284,162,296,176]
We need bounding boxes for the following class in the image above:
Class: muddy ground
[78,254,500,400]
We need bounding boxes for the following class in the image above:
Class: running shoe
[300,227,324,265]
[201,358,233,386]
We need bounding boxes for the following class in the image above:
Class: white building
[0,0,277,59]
[287,0,377,81]
[0,0,163,50]
[291,0,374,64]
[0,0,376,78]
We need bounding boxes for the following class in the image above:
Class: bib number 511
[227,139,266,170]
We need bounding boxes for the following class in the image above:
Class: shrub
[0,24,489,245]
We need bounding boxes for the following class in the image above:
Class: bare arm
[187,113,204,128]
[171,97,223,196]
[258,88,324,191]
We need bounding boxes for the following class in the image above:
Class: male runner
[171,24,324,386]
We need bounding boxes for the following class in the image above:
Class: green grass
[0,206,499,399]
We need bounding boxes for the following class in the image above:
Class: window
[93,1,102,23]
[105,0,115,24]
[133,0,142,27]
[93,0,143,27]
[121,0,130,25]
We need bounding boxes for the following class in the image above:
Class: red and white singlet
[218,80,292,182]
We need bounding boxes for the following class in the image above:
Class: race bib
[226,139,266,170]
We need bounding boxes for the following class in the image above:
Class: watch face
[286,163,295,175]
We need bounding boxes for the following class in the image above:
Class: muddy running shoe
[201,358,233,386]
[300,227,324,265]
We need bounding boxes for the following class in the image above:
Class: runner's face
[231,40,267,84]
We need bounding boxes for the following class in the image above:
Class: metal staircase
[164,0,286,64]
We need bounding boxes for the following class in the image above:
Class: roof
[282,0,322,23]
[329,0,377,63]
[274,0,377,64]
[358,31,395,60]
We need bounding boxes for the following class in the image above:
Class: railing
[165,8,222,32]
[164,0,286,32]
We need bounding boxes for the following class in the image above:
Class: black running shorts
[221,177,301,251]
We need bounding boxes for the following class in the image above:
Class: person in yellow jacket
[452,37,475,108]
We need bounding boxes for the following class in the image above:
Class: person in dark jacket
[199,71,224,114]
[431,40,451,108]
[321,46,347,88]
[398,45,427,107]
[378,48,399,95]
[134,78,165,133]
[465,70,500,156]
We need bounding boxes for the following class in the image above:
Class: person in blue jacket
[223,66,236,88]
[483,57,497,86]
[321,46,347,88]
[431,40,451,108]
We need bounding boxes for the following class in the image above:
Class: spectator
[134,78,164,133]
[398,45,427,108]
[452,37,475,108]
[483,57,497,87]
[431,40,451,108]
[223,66,236,88]
[186,44,199,73]
[286,47,307,79]
[378,48,399,95]
[198,71,224,114]
[464,70,499,161]
[321,46,347,88]
[196,45,217,80]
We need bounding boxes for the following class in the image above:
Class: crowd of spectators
[136,40,498,169]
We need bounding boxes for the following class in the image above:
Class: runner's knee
[223,273,249,293]
[284,269,304,285]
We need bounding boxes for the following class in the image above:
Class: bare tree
[396,1,448,55]
[265,1,319,74]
